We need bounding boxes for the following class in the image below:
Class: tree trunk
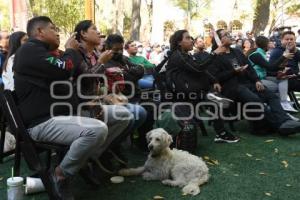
[251,0,271,36]
[112,0,124,35]
[130,0,141,40]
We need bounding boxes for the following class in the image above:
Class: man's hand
[98,50,114,64]
[256,81,265,92]
[65,32,79,50]
[213,83,222,93]
[283,51,294,59]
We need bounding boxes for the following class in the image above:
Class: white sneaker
[281,101,298,113]
[206,93,233,108]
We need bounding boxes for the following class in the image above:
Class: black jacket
[166,50,217,95]
[209,48,260,99]
[14,39,82,128]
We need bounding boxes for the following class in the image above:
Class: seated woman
[2,31,28,91]
[74,20,133,173]
[125,40,156,90]
[248,36,297,112]
[166,29,240,143]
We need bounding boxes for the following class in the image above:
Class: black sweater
[13,39,82,128]
[209,48,260,99]
[248,52,286,76]
[166,50,217,94]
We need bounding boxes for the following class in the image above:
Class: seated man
[210,29,300,136]
[269,31,300,92]
[13,16,128,199]
[125,40,156,89]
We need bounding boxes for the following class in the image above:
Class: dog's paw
[182,184,200,196]
[142,172,155,181]
[118,169,128,176]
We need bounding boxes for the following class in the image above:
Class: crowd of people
[1,16,300,199]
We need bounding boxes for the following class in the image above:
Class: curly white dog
[119,128,209,196]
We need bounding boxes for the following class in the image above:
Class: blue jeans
[138,74,154,89]
[124,103,147,130]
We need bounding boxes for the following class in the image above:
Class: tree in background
[171,0,211,30]
[0,0,10,30]
[251,0,271,36]
[130,0,141,40]
[29,0,84,34]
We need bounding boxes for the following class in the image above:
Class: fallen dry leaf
[281,160,289,168]
[153,195,164,200]
[255,158,262,161]
[233,174,239,176]
[259,172,267,175]
[289,152,300,157]
[246,153,253,157]
[274,148,279,153]
[211,159,219,165]
[265,192,272,196]
[182,193,188,196]
[286,184,291,187]
[204,156,210,160]
[0,177,3,181]
[206,161,215,165]
[265,139,274,143]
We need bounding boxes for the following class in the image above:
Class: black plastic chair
[0,89,68,200]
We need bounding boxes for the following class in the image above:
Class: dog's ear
[146,130,153,142]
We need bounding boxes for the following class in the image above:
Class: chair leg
[198,120,208,136]
[0,114,6,163]
[14,138,21,176]
[39,170,61,200]
[46,150,52,170]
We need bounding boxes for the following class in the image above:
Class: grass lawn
[1,120,300,200]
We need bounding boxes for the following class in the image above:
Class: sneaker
[214,131,240,143]
[49,170,74,200]
[279,120,300,136]
[109,148,128,167]
[206,93,233,108]
[281,101,298,113]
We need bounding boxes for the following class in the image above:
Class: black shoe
[279,120,300,136]
[109,148,128,166]
[214,131,240,143]
[49,169,74,200]
[79,163,101,186]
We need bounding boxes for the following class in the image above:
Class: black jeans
[288,78,300,92]
[234,84,290,129]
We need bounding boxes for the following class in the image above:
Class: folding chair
[0,89,68,200]
[288,91,300,110]
[0,108,15,163]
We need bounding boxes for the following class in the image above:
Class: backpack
[104,67,125,93]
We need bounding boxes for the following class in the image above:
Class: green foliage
[29,0,84,34]
[171,0,211,19]
[286,3,300,16]
[0,0,11,30]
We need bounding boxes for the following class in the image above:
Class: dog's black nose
[148,144,153,150]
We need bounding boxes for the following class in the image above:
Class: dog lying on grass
[119,128,209,196]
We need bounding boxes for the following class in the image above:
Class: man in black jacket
[210,29,300,136]
[13,16,109,199]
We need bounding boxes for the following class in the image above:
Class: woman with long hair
[2,31,27,90]
[166,29,240,143]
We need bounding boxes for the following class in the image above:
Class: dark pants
[288,78,300,92]
[233,84,290,129]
